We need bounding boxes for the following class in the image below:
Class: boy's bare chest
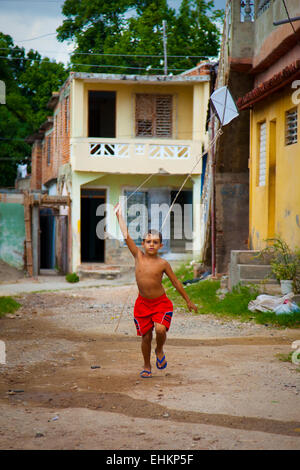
[135,258,164,278]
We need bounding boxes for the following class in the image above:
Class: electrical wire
[15,33,58,42]
[0,55,195,72]
[281,0,298,35]
[0,47,211,60]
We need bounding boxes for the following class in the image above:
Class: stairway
[77,263,122,280]
[228,250,281,294]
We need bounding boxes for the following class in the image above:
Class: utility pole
[162,20,167,75]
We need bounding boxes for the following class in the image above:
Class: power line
[0,55,200,72]
[281,0,297,34]
[0,0,63,2]
[0,46,210,60]
[16,33,57,42]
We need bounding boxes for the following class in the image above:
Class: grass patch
[276,352,293,362]
[0,296,21,318]
[65,272,80,283]
[163,263,300,327]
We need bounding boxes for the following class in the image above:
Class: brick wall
[30,140,42,190]
[182,62,211,77]
[30,87,71,189]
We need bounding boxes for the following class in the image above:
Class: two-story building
[236,0,300,251]
[29,66,211,275]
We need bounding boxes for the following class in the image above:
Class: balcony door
[88,91,116,138]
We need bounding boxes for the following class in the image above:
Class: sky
[0,0,227,65]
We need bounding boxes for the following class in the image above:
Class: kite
[210,85,239,126]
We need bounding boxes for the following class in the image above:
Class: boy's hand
[187,300,198,313]
[114,202,121,217]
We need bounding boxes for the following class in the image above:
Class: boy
[114,203,198,378]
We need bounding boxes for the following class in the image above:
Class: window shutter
[135,94,173,137]
[155,95,172,137]
[135,94,155,136]
[285,108,298,146]
[259,122,266,187]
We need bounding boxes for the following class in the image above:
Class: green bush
[65,272,79,283]
[0,296,21,318]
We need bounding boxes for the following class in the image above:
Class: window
[135,94,173,137]
[258,122,266,186]
[88,91,116,138]
[47,136,51,165]
[124,190,148,245]
[55,115,58,151]
[65,95,69,134]
[285,108,298,145]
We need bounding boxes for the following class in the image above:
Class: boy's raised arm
[114,203,140,258]
[164,261,198,313]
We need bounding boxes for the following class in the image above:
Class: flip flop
[156,354,167,370]
[140,370,152,378]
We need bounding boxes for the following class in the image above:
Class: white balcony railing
[71,137,203,175]
[89,141,191,160]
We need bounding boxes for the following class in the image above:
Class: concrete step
[238,264,275,280]
[231,250,274,266]
[239,280,281,295]
[229,249,276,290]
[77,264,121,280]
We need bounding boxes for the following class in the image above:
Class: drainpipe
[210,109,216,277]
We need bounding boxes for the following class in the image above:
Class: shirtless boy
[115,203,198,378]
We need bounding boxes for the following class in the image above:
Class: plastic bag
[274,300,300,315]
[248,292,300,315]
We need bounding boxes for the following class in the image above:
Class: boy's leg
[141,328,153,376]
[154,323,167,368]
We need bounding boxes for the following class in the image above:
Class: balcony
[71,137,203,175]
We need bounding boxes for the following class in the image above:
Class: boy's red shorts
[133,293,173,336]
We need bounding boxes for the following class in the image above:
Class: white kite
[210,85,239,126]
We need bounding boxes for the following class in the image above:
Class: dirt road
[0,283,300,450]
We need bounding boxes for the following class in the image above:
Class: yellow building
[236,0,300,252]
[247,85,300,250]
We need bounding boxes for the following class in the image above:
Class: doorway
[268,120,276,238]
[40,208,55,269]
[88,91,116,138]
[170,190,193,252]
[81,189,106,263]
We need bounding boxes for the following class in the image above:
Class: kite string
[123,112,218,204]
[160,127,223,231]
[114,126,223,333]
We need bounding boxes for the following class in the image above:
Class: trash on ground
[183,271,211,285]
[248,292,300,315]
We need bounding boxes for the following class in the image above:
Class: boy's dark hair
[143,229,163,243]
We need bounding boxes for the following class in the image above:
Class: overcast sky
[0,0,227,65]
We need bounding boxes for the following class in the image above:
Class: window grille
[47,137,51,165]
[285,108,298,146]
[257,0,271,18]
[258,122,266,186]
[135,94,173,137]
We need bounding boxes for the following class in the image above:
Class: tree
[57,0,224,74]
[0,33,68,187]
